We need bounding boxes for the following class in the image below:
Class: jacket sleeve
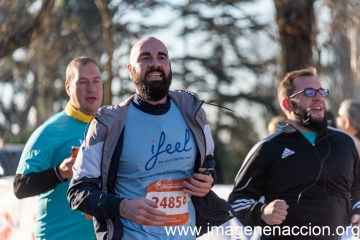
[228,141,269,228]
[351,145,360,216]
[13,121,66,199]
[67,176,123,219]
[13,166,64,199]
[201,154,217,186]
[196,106,217,183]
[67,119,124,219]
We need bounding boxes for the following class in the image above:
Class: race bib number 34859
[146,179,190,226]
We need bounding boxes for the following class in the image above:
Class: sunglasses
[289,88,329,99]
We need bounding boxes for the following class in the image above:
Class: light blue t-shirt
[116,101,198,239]
[16,111,95,240]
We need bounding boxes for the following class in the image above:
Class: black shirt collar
[131,94,171,115]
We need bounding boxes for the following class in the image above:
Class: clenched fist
[261,199,288,225]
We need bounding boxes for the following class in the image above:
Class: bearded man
[67,37,233,240]
[228,67,360,239]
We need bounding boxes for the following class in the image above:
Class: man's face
[289,76,328,131]
[65,63,103,116]
[127,38,172,102]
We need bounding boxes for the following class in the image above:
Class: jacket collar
[132,94,170,115]
[275,122,329,139]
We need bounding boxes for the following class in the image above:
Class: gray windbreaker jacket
[67,90,234,239]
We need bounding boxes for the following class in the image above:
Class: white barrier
[0,176,37,240]
[198,185,261,240]
[0,182,239,239]
[0,180,354,240]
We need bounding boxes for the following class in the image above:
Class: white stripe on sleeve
[73,141,104,180]
[353,201,360,210]
[231,199,256,212]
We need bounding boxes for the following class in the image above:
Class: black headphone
[297,130,330,203]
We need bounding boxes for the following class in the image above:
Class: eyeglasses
[289,88,329,99]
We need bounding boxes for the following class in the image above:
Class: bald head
[129,37,169,65]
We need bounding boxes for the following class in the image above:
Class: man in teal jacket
[14,56,103,239]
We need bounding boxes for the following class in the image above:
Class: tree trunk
[329,0,356,99]
[274,0,315,75]
[18,65,39,130]
[95,0,114,105]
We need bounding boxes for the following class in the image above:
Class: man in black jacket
[229,67,360,239]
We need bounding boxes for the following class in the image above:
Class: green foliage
[0,0,281,184]
[1,129,33,144]
[4,0,358,184]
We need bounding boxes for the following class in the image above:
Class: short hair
[66,57,100,83]
[339,99,360,130]
[277,66,317,105]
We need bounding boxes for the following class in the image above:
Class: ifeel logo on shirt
[145,129,192,170]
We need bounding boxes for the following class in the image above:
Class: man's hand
[351,214,360,238]
[120,198,166,225]
[261,199,288,225]
[58,157,76,179]
[182,168,214,197]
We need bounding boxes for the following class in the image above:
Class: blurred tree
[0,0,56,58]
[0,0,163,133]
[9,0,359,184]
[274,0,316,75]
[94,0,115,105]
[318,0,360,104]
[0,0,280,183]
[274,0,360,115]
[0,0,104,137]
[167,0,280,182]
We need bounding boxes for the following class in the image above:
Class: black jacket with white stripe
[228,123,360,239]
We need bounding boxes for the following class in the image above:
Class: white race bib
[146,179,190,226]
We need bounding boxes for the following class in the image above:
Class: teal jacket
[15,111,95,240]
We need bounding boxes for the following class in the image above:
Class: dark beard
[131,67,172,101]
[293,105,328,131]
